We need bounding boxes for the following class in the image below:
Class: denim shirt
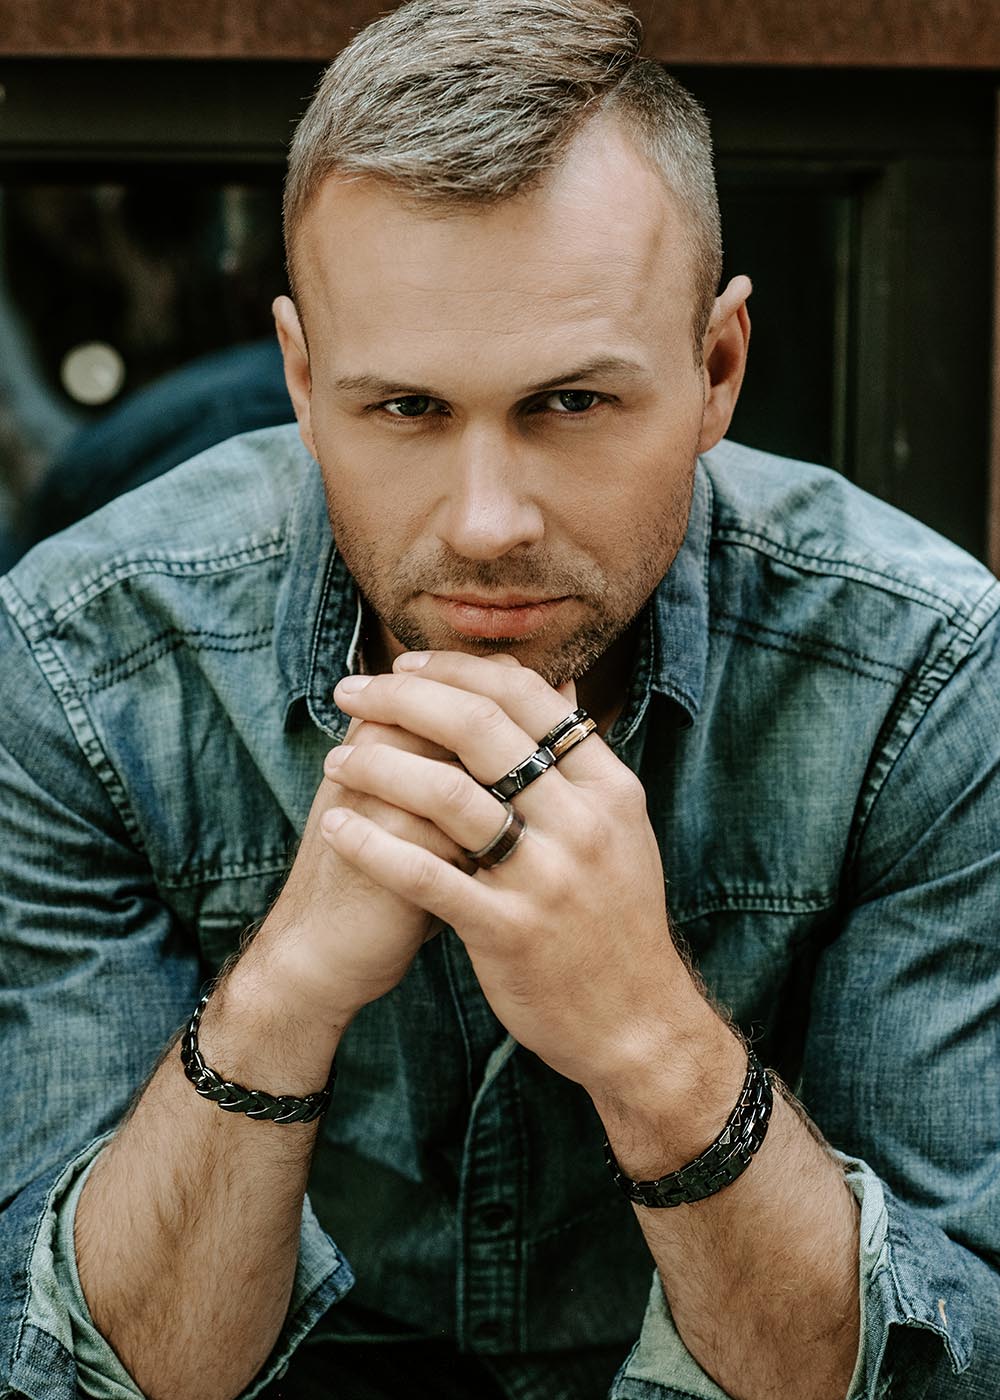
[2,425,999,1400]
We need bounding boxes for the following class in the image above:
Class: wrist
[589,1001,748,1180]
[238,912,365,1033]
[197,952,348,1100]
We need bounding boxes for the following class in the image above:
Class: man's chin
[367,595,632,690]
[431,629,619,691]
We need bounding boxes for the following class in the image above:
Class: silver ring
[463,801,527,869]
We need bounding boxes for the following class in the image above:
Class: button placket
[456,1035,526,1354]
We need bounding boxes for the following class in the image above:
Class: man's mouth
[427,593,569,639]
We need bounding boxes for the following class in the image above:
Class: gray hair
[283,0,722,351]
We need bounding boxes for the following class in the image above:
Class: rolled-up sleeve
[0,599,353,1399]
[4,1137,351,1400]
[611,608,1000,1399]
[798,606,1000,1396]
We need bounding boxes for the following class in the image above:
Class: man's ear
[273,295,317,459]
[697,275,752,455]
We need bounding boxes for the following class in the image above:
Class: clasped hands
[321,649,699,1098]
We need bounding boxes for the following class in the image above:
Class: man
[2,2,997,1398]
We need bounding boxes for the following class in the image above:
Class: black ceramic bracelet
[603,1050,773,1207]
[180,991,336,1124]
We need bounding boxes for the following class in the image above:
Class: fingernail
[323,808,350,834]
[337,674,372,693]
[325,744,353,768]
[394,651,430,670]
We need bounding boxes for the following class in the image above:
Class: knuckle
[510,668,543,704]
[467,695,507,738]
[348,819,379,861]
[613,768,648,812]
[406,850,440,900]
[439,763,475,812]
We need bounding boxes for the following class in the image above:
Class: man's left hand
[324,650,713,1099]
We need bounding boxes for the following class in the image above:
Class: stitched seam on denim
[506,1055,530,1351]
[710,610,908,680]
[45,535,287,628]
[441,931,476,1104]
[882,1223,968,1374]
[8,1140,111,1390]
[306,547,351,740]
[160,853,293,890]
[79,626,273,692]
[9,1174,60,1385]
[610,608,655,746]
[0,573,46,635]
[708,621,901,685]
[672,891,836,920]
[846,611,997,891]
[9,1324,76,1398]
[612,1381,713,1400]
[713,526,996,619]
[5,615,146,850]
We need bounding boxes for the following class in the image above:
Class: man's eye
[543,390,601,414]
[380,396,438,418]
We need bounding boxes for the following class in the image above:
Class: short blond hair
[283,0,722,351]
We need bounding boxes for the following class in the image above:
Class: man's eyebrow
[522,357,650,395]
[331,356,649,401]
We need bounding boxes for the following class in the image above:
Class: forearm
[75,950,347,1400]
[591,1008,859,1400]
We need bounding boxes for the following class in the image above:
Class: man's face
[285,116,719,687]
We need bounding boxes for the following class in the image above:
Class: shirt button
[478,1201,514,1231]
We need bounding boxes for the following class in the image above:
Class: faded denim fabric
[1,425,998,1399]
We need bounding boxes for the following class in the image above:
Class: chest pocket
[164,864,293,972]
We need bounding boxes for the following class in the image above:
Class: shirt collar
[276,452,713,740]
[648,457,712,727]
[274,454,360,739]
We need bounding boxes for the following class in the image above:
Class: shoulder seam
[713,524,1000,623]
[846,598,1000,890]
[6,615,148,851]
[9,532,288,641]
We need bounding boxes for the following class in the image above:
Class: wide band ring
[487,747,556,801]
[538,707,598,760]
[487,708,597,802]
[463,801,527,869]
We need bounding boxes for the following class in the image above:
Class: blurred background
[0,0,997,573]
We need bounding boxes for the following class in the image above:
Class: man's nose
[436,427,545,559]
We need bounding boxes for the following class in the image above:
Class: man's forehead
[294,116,693,328]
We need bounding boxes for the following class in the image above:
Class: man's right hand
[76,713,469,1400]
[245,715,469,1030]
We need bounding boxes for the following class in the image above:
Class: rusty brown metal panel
[0,0,999,65]
[0,0,375,60]
[642,0,1000,70]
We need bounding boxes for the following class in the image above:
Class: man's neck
[573,621,640,737]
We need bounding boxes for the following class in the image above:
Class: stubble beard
[321,468,696,688]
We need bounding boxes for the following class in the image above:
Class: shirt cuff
[608,1149,957,1400]
[21,1133,354,1399]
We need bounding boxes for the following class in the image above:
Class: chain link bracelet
[603,1049,773,1207]
[180,991,336,1124]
